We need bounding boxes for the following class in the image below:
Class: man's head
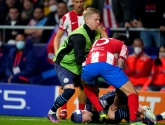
[83,8,100,30]
[9,7,20,21]
[33,5,44,20]
[6,0,16,8]
[70,110,93,123]
[23,0,33,10]
[48,0,57,12]
[72,0,84,14]
[57,1,67,18]
[133,38,144,55]
[112,32,129,44]
[15,34,26,50]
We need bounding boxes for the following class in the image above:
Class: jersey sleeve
[59,15,69,31]
[70,34,86,65]
[119,44,128,60]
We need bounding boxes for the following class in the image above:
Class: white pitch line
[0,118,47,121]
[0,118,69,122]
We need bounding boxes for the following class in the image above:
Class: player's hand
[111,94,119,111]
[110,103,118,111]
[99,110,108,123]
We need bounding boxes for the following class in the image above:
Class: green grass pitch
[0,115,164,125]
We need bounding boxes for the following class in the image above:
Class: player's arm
[54,29,65,54]
[118,58,125,69]
[118,45,128,69]
[54,14,68,54]
[70,34,86,65]
[96,25,108,38]
[111,89,120,111]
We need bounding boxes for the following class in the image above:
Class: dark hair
[70,113,75,122]
[133,38,144,46]
[16,33,27,38]
[57,0,67,5]
[154,46,165,65]
[34,4,44,12]
[23,0,34,3]
[112,32,129,44]
[9,7,20,13]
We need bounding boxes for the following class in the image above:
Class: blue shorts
[55,63,81,88]
[81,62,129,88]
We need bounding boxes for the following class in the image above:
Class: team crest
[63,78,69,83]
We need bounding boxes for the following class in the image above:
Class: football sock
[79,103,85,110]
[61,103,67,110]
[51,89,75,112]
[85,98,92,112]
[128,93,138,122]
[115,106,129,122]
[84,85,104,112]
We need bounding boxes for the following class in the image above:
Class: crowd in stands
[0,0,165,92]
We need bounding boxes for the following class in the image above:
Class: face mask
[0,41,2,47]
[49,5,57,12]
[134,47,142,55]
[16,41,25,50]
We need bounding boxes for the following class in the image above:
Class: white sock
[49,110,56,114]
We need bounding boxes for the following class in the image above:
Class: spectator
[44,0,58,16]
[4,0,19,20]
[133,0,165,47]
[91,0,132,28]
[5,0,17,8]
[24,5,47,43]
[4,7,23,43]
[124,38,152,90]
[21,0,34,25]
[142,46,165,91]
[2,34,40,84]
[0,34,9,81]
[40,1,67,43]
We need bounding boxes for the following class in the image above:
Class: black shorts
[55,63,82,88]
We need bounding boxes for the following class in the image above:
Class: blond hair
[83,7,100,19]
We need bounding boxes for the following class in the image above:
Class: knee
[120,81,138,96]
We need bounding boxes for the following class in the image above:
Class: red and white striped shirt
[83,38,128,66]
[59,10,84,35]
